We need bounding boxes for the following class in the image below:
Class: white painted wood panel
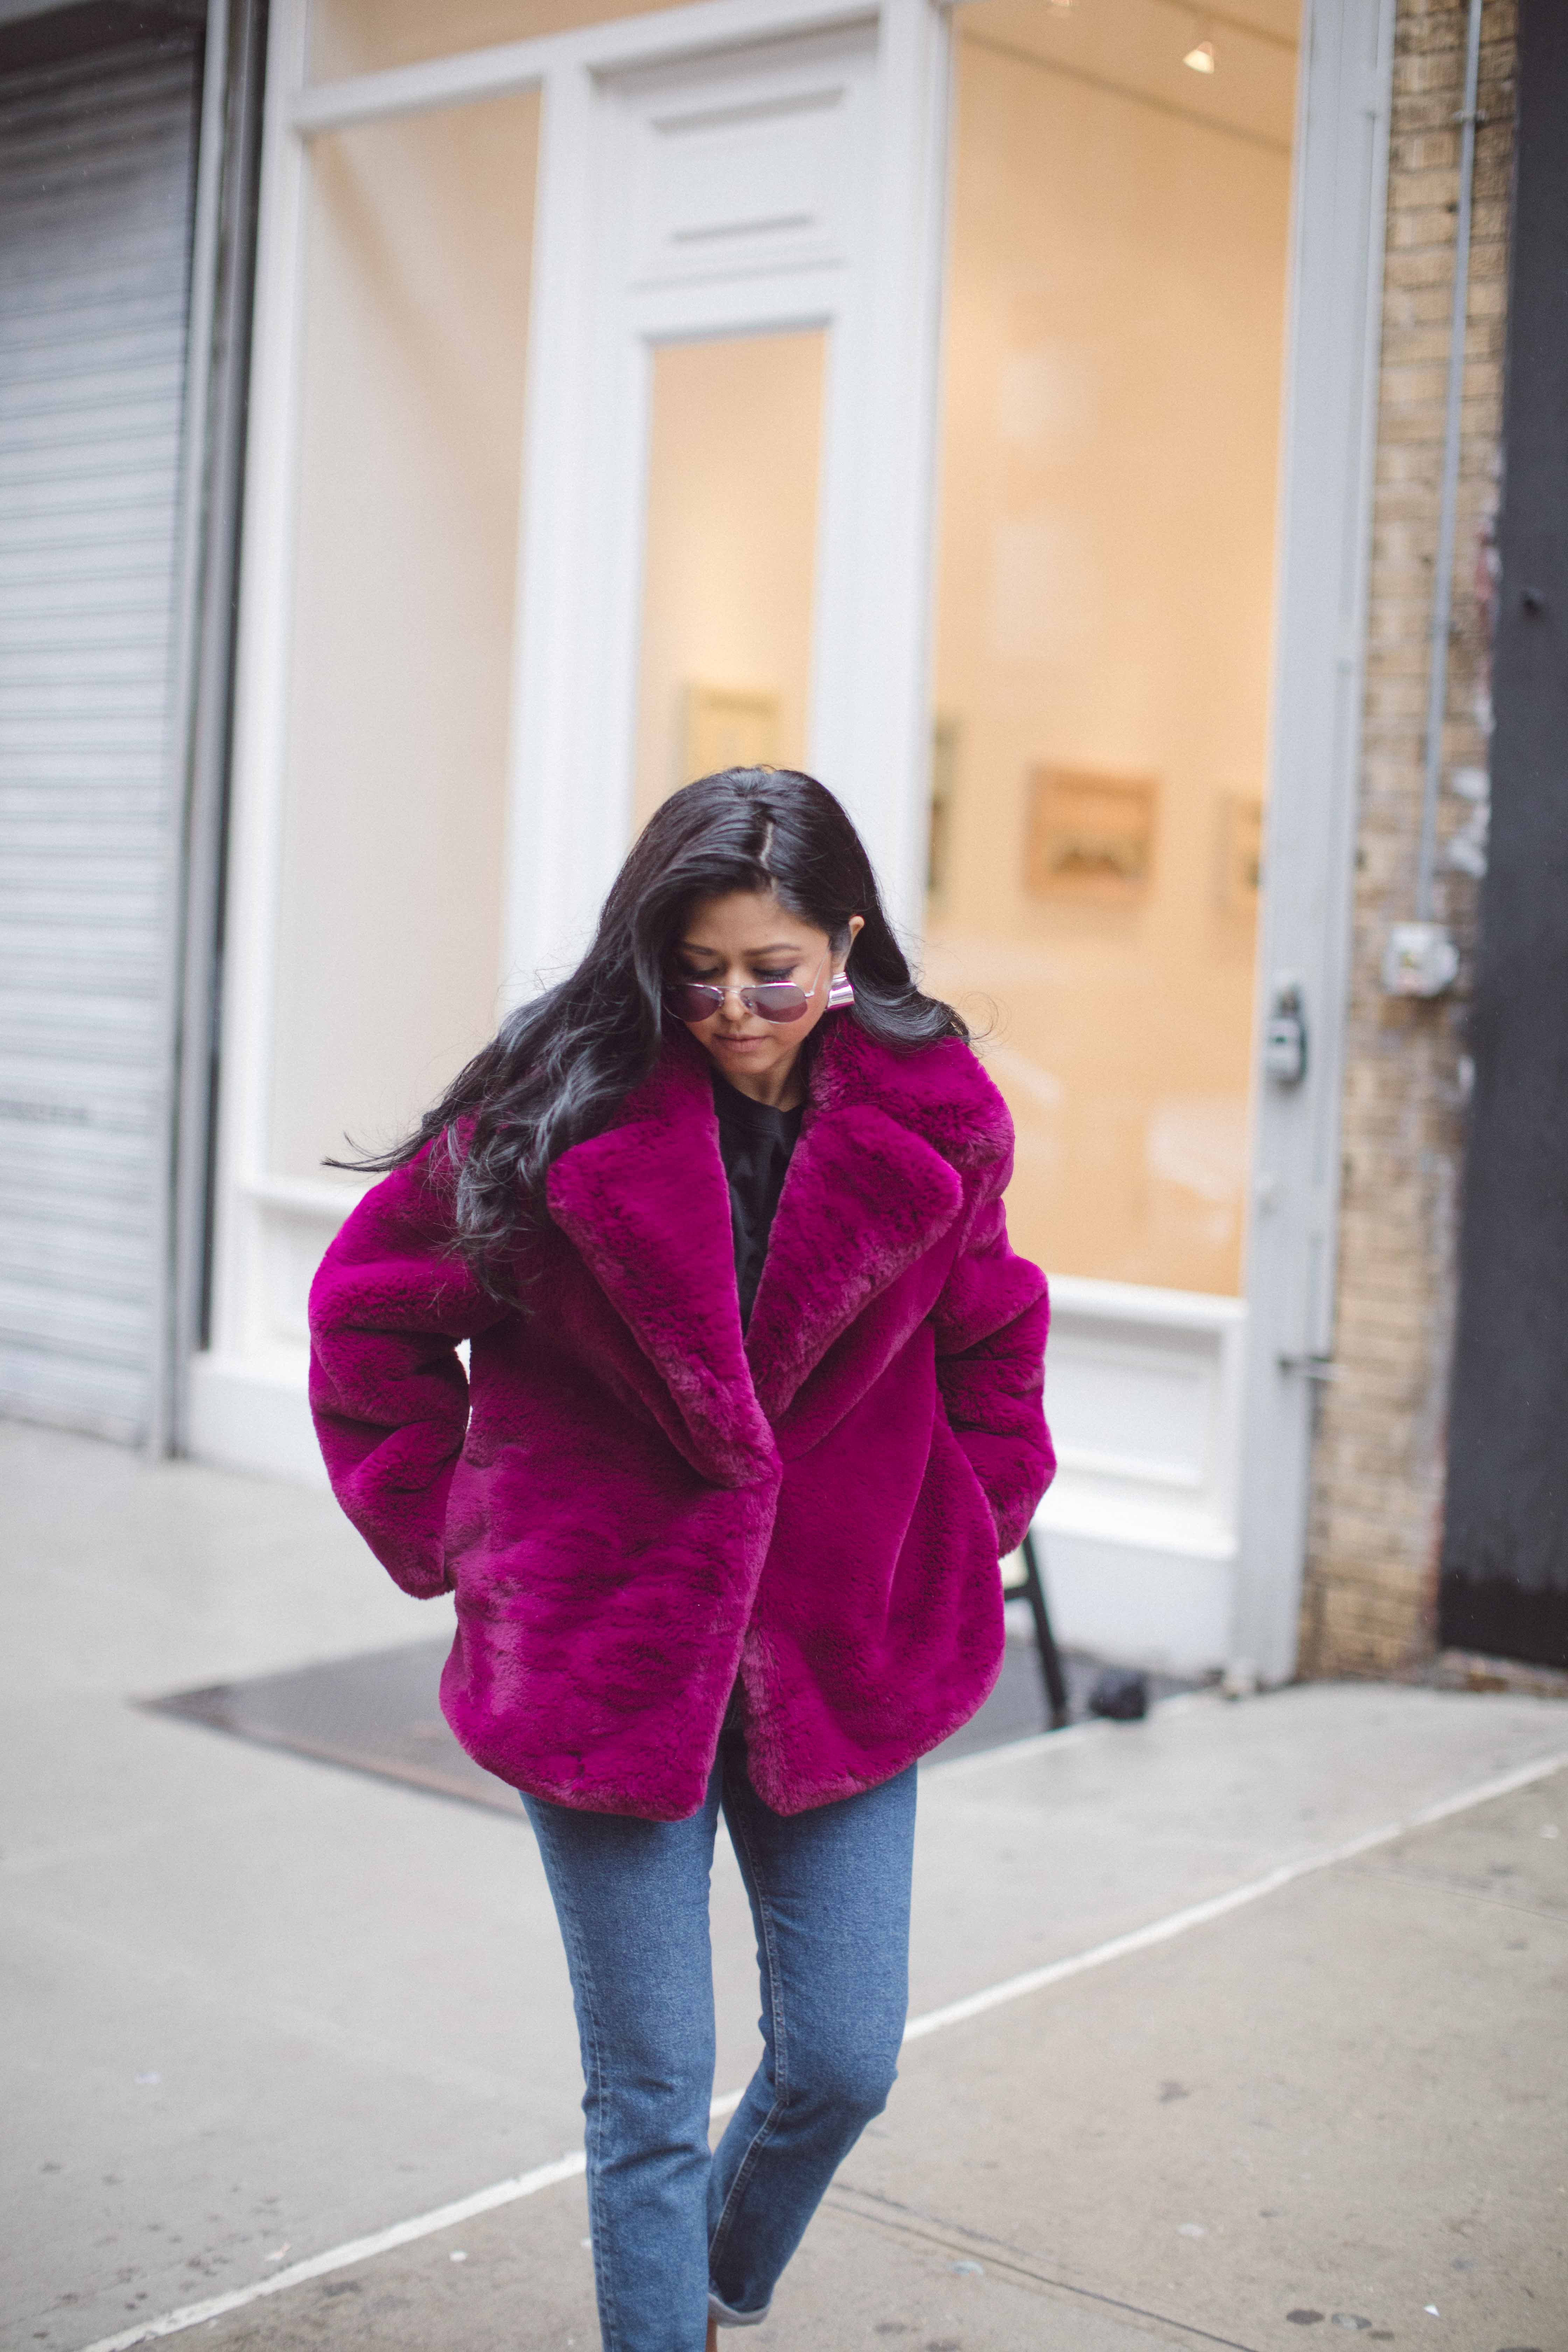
[1036,1278,1246,1673]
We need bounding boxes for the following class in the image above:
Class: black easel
[1006,1528,1070,1729]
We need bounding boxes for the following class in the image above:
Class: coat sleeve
[307,1143,509,1597]
[931,1154,1055,1557]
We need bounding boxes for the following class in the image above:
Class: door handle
[1264,978,1308,1085]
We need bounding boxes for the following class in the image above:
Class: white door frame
[1230,0,1398,1683]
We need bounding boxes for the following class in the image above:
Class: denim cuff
[708,2286,771,2328]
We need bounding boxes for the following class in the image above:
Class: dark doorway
[1441,0,1568,1669]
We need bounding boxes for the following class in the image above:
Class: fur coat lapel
[547,1021,975,1456]
[545,1044,772,1486]
[743,1090,962,1422]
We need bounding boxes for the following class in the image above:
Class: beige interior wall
[928,23,1294,1296]
[633,330,825,827]
[269,93,538,1182]
[309,0,692,81]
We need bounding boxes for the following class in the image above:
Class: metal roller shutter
[0,33,199,1441]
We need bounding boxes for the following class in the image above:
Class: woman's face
[671,890,861,1105]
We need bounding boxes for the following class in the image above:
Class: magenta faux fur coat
[308,1020,1054,1820]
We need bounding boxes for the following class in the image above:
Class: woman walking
[308,769,1054,2351]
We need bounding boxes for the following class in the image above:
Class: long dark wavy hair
[331,768,965,1292]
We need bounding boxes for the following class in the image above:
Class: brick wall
[1298,0,1517,1675]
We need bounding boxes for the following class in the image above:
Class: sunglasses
[664,951,829,1028]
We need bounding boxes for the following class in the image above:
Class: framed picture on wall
[928,713,960,904]
[683,685,781,783]
[1025,767,1156,901]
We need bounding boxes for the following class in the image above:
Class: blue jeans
[523,1732,917,2352]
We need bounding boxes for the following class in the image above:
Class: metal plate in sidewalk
[142,1638,1189,1814]
[145,1639,516,1813]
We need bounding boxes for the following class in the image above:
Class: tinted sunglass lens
[749,985,810,1023]
[665,982,724,1021]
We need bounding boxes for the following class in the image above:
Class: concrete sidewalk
[188,1765,1568,2352]
[3,1423,1566,2352]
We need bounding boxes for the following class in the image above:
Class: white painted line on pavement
[78,1745,1567,2352]
[77,2099,746,2352]
[903,1746,1568,2040]
[74,2156,588,2352]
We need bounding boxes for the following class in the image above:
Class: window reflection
[928,0,1299,1295]
[271,94,538,1179]
[634,331,826,825]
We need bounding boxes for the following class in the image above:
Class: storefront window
[927,0,1300,1295]
[633,330,826,826]
[270,92,539,1181]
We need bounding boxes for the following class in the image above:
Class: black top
[712,1069,804,1331]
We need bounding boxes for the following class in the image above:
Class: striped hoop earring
[827,970,855,1009]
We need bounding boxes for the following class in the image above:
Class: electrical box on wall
[1382,920,1459,997]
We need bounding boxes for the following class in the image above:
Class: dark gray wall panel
[1441,0,1568,1668]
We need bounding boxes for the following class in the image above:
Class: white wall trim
[499,52,597,1002]
[245,1174,371,1217]
[828,0,953,934]
[1047,1275,1246,1335]
[187,1349,327,1486]
[1035,1277,1247,1672]
[149,0,231,1456]
[205,0,310,1370]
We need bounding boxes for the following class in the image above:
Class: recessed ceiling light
[1183,36,1217,73]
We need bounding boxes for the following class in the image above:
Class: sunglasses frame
[664,949,833,1028]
